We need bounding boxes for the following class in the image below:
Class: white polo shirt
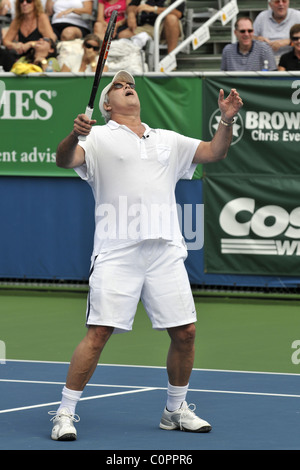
[76,120,200,256]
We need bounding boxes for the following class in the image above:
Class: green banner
[204,175,300,276]
[202,76,300,275]
[202,76,300,176]
[0,75,202,177]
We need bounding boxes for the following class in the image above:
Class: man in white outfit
[50,70,243,441]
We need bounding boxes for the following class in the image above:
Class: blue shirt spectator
[221,17,277,71]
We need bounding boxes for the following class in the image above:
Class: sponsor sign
[204,176,300,275]
[220,0,239,26]
[203,77,300,275]
[192,25,210,51]
[0,76,203,177]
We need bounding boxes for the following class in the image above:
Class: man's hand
[269,38,290,52]
[218,88,243,122]
[73,114,96,137]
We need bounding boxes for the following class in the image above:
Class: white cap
[99,70,135,122]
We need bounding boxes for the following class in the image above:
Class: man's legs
[166,323,195,411]
[160,323,211,432]
[163,14,181,53]
[65,325,114,391]
[50,325,113,440]
[167,323,195,386]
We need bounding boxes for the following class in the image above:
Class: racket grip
[78,106,94,142]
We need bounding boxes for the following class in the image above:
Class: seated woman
[278,24,300,71]
[60,33,106,72]
[3,0,56,56]
[12,35,60,71]
[46,0,93,41]
[94,0,129,41]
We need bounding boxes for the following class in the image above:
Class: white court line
[1,361,299,415]
[4,358,300,376]
[1,378,300,399]
[1,377,300,415]
[0,378,155,389]
[0,387,157,414]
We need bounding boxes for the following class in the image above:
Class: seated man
[11,37,60,72]
[221,17,277,71]
[118,0,184,53]
[253,0,300,59]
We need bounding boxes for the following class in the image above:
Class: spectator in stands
[60,33,107,72]
[11,35,60,71]
[0,0,12,16]
[118,0,184,53]
[3,0,55,55]
[46,0,93,41]
[253,0,300,59]
[0,0,46,17]
[278,23,300,70]
[221,17,277,71]
[1,24,18,70]
[94,0,129,41]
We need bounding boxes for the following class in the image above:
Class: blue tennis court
[0,360,299,450]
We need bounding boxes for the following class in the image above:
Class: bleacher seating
[175,0,300,72]
[2,0,300,72]
[177,0,224,71]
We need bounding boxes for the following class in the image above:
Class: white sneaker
[159,401,212,433]
[49,407,80,441]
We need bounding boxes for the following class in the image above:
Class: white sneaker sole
[159,421,212,432]
[51,431,77,441]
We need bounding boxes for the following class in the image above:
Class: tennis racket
[78,10,117,141]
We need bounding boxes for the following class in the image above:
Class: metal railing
[153,0,239,72]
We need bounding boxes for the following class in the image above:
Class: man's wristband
[220,118,235,127]
[154,5,158,13]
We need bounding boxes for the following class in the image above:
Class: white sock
[166,382,189,412]
[57,386,83,415]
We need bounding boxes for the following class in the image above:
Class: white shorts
[86,239,197,333]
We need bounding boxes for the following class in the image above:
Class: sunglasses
[84,43,100,51]
[237,29,253,34]
[111,82,136,90]
[20,0,33,4]
[292,36,300,42]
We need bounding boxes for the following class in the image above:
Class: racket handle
[78,106,94,142]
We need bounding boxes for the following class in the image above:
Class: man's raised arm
[193,88,243,164]
[56,114,96,168]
